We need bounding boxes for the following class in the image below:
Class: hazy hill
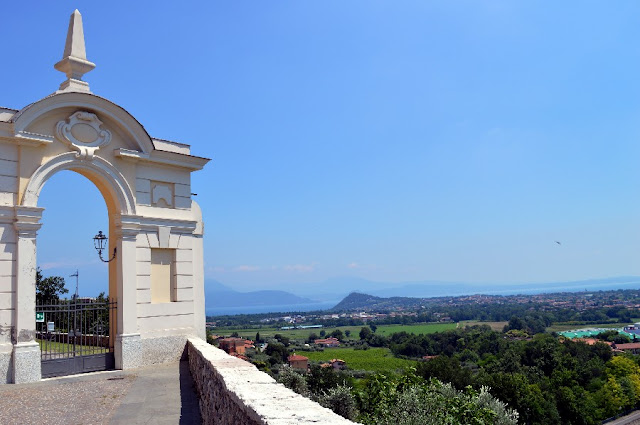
[331,292,426,311]
[204,280,315,308]
[292,276,640,301]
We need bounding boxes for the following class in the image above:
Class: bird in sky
[555,241,561,245]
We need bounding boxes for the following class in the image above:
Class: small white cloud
[234,265,261,272]
[282,263,316,272]
[346,262,380,271]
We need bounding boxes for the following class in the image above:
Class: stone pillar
[12,206,43,384]
[114,215,141,370]
[191,201,206,340]
[192,233,206,340]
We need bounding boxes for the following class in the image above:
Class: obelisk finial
[54,10,95,93]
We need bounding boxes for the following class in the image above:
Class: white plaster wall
[0,222,14,347]
[0,144,18,206]
[0,144,18,361]
[0,91,209,381]
[136,230,197,336]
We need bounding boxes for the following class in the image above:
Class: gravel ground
[0,371,136,425]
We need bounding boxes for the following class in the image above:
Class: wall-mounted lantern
[93,231,117,263]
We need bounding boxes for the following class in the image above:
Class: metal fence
[36,298,116,377]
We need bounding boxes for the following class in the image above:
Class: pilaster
[12,206,43,383]
[113,214,141,369]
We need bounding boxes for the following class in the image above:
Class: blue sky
[3,2,640,295]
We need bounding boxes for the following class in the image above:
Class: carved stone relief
[55,111,112,160]
[151,181,174,208]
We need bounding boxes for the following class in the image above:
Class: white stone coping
[187,337,354,424]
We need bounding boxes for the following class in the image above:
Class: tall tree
[35,267,68,304]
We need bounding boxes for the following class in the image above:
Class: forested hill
[332,292,426,311]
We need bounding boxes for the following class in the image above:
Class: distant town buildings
[314,337,340,347]
[613,343,640,355]
[218,337,254,356]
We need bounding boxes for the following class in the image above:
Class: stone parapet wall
[187,338,354,424]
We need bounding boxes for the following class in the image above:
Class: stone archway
[0,10,209,383]
[21,152,139,376]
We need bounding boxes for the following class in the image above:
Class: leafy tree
[319,330,326,337]
[307,332,318,343]
[265,342,288,365]
[314,385,358,420]
[597,377,628,417]
[606,356,640,379]
[369,323,377,333]
[356,372,518,425]
[330,329,344,341]
[274,334,290,346]
[35,267,68,304]
[255,332,261,343]
[307,364,351,394]
[417,355,472,390]
[344,330,351,338]
[359,326,373,341]
[277,367,308,396]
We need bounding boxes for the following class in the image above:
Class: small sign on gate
[35,312,44,323]
[47,322,55,332]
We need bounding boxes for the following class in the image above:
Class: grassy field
[216,322,459,341]
[301,347,417,373]
[225,326,365,341]
[460,321,508,331]
[37,339,108,355]
[374,322,456,335]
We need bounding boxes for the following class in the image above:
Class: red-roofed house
[219,337,249,355]
[288,354,309,371]
[329,359,346,370]
[613,343,640,354]
[422,355,439,361]
[314,337,340,347]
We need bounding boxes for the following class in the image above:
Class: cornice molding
[115,148,210,171]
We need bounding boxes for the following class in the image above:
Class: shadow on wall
[179,360,202,424]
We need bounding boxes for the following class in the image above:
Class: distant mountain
[204,280,315,309]
[300,276,640,300]
[331,292,425,311]
[206,276,640,314]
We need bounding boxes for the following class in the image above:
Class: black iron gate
[36,298,116,378]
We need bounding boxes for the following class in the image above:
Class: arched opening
[20,152,138,378]
[38,170,108,298]
[35,169,117,377]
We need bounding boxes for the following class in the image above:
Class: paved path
[110,361,201,424]
[0,361,202,425]
[608,410,640,425]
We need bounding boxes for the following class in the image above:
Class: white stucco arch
[12,92,155,155]
[22,152,137,216]
[0,12,210,384]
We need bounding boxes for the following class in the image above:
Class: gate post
[114,216,141,370]
[12,206,43,383]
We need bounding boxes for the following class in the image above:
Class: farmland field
[374,322,456,335]
[301,347,417,373]
[220,326,365,341]
[214,322,459,341]
[460,321,508,332]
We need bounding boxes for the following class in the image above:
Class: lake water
[206,300,339,316]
